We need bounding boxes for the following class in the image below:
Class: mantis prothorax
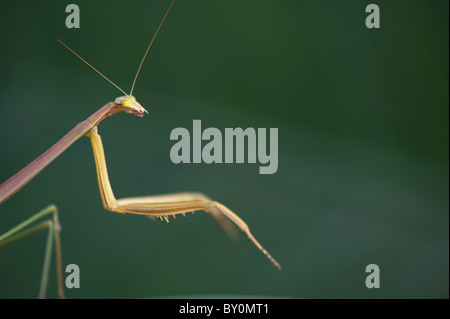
[0,0,281,299]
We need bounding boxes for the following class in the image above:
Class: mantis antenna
[129,0,176,96]
[58,0,175,97]
[57,39,128,96]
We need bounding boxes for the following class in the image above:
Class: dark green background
[0,0,448,298]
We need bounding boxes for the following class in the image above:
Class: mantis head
[114,95,148,117]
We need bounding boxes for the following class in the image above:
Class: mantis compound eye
[115,97,132,106]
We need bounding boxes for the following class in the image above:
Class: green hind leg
[0,204,65,299]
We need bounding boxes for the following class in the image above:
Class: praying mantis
[0,0,281,298]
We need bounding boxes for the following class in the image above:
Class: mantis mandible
[0,0,281,298]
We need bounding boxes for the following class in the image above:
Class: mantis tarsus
[0,0,281,298]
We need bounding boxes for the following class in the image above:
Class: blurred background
[0,0,448,298]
